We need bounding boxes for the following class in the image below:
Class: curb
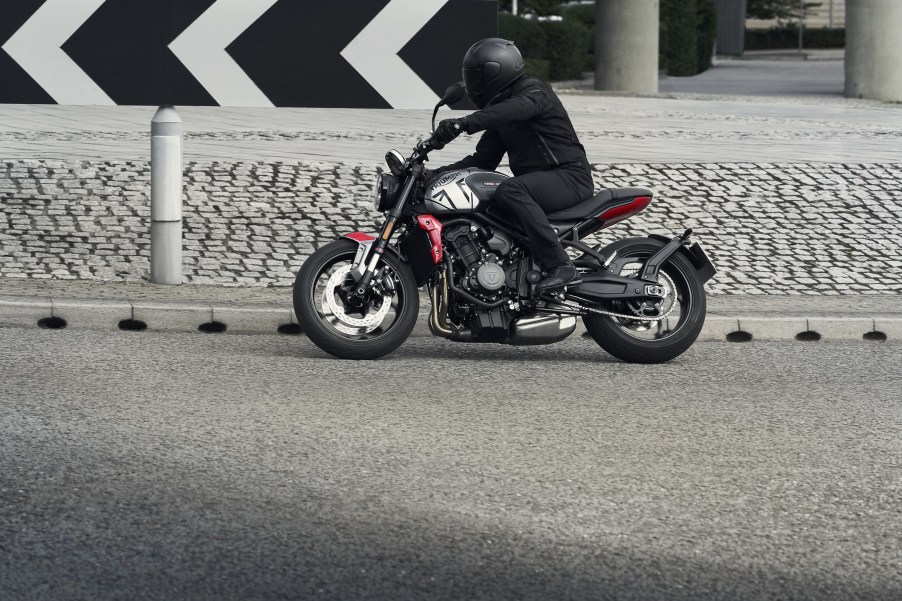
[696,316,897,343]
[1,295,898,343]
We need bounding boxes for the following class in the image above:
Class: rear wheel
[583,239,706,363]
[293,239,418,360]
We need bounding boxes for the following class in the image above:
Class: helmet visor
[463,62,501,107]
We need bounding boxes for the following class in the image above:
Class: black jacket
[442,76,590,177]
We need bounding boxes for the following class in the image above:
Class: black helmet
[462,38,525,109]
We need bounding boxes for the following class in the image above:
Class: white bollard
[150,106,183,285]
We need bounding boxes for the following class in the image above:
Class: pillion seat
[545,187,653,222]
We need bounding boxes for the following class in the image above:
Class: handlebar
[409,136,441,165]
[413,81,465,165]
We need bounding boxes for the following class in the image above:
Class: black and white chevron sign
[0,0,496,108]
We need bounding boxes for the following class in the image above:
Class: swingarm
[564,229,714,304]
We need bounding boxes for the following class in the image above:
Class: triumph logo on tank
[435,171,462,187]
[0,0,496,108]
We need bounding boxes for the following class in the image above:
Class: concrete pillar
[150,106,183,285]
[595,0,660,94]
[846,0,902,101]
[716,0,747,56]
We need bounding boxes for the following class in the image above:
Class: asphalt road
[1,329,900,601]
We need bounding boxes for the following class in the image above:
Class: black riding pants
[493,164,594,270]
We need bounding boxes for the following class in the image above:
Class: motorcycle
[293,83,716,362]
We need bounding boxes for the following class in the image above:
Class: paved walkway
[1,95,899,165]
[659,50,846,97]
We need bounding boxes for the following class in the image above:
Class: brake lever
[410,138,438,164]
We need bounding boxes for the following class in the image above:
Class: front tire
[583,239,706,363]
[294,239,419,360]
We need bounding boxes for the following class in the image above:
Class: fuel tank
[423,168,509,215]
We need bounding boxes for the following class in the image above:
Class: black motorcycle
[294,83,716,362]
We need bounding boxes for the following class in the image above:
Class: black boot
[536,263,581,292]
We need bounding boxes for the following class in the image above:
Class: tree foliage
[497,0,562,17]
[747,0,822,22]
[499,0,718,80]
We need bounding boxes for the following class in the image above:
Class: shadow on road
[2,460,895,601]
[274,336,624,364]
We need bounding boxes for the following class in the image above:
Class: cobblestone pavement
[2,54,901,296]
[2,159,900,295]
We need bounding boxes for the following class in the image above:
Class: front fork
[350,163,424,298]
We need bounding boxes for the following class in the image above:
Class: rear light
[599,196,652,226]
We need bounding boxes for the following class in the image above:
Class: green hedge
[661,0,698,76]
[746,26,846,50]
[660,0,716,76]
[499,13,590,81]
[523,58,551,80]
[562,4,596,72]
[560,3,595,29]
[501,2,718,82]
[538,19,592,80]
[498,12,547,59]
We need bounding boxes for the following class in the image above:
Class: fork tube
[354,164,424,295]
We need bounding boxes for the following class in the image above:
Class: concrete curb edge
[1,296,898,342]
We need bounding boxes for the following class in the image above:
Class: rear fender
[646,234,717,283]
[572,235,716,304]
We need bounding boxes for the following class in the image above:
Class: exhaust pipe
[428,272,470,340]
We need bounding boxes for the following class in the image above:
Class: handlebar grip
[422,137,443,151]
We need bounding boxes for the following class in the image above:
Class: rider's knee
[495,178,526,205]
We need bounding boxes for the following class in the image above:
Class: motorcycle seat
[545,187,653,222]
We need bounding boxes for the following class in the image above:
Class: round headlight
[373,173,399,212]
[373,175,384,211]
[385,150,405,177]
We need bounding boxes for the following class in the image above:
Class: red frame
[416,215,443,264]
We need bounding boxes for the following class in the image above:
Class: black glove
[433,117,468,147]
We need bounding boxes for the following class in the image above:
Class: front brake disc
[322,265,392,335]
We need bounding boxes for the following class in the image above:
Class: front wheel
[294,239,419,360]
[582,239,706,363]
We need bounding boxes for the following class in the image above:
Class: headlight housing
[373,173,400,212]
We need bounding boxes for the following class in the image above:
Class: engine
[443,223,522,340]
[426,220,576,346]
[445,224,514,294]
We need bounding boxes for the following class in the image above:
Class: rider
[431,38,594,292]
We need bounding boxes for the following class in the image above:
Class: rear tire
[294,239,419,360]
[583,239,706,363]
